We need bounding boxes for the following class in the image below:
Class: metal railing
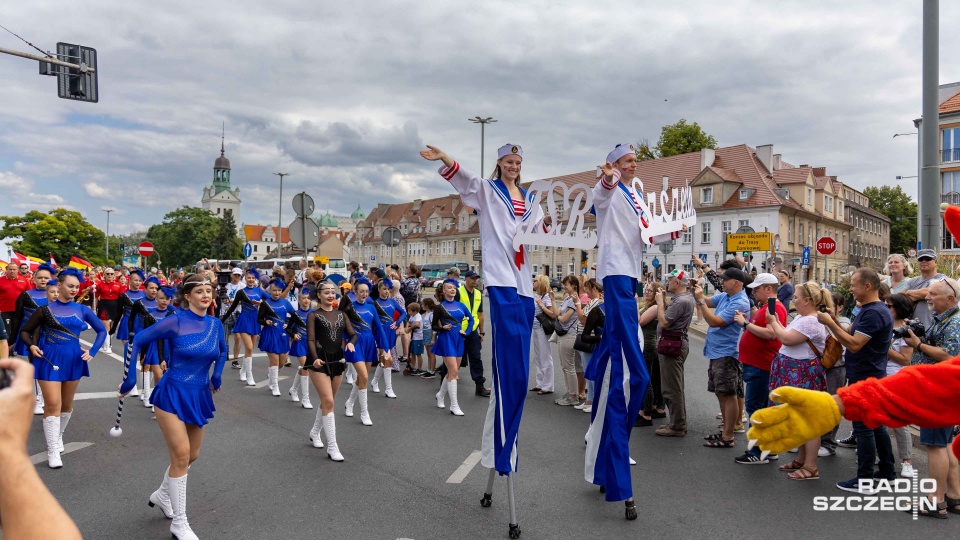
[942,193,960,206]
[942,148,960,163]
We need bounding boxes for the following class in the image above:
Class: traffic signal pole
[0,45,95,72]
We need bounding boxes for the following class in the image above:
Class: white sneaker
[34,397,44,415]
[788,447,799,453]
[900,462,916,478]
[817,446,832,458]
[574,402,586,410]
[582,404,592,413]
[629,457,636,466]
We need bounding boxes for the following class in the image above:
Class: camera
[892,319,925,339]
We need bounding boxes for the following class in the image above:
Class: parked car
[549,277,562,292]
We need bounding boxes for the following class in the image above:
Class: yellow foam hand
[747,387,841,456]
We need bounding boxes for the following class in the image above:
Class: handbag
[573,332,595,353]
[806,334,843,369]
[535,311,555,336]
[657,328,685,357]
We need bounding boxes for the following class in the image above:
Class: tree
[209,209,243,261]
[863,185,917,254]
[634,138,657,161]
[145,207,224,269]
[0,208,110,266]
[654,119,718,158]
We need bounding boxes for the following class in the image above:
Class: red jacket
[96,280,125,301]
[0,275,30,312]
[838,357,960,460]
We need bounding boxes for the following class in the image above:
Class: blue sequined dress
[12,288,48,357]
[115,289,146,341]
[430,300,473,357]
[289,307,312,358]
[19,300,107,381]
[123,309,227,426]
[221,286,265,336]
[257,297,294,354]
[342,298,389,363]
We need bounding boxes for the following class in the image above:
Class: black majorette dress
[304,308,358,378]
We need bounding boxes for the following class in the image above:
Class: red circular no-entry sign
[816,236,836,256]
[138,241,155,257]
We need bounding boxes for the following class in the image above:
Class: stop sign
[816,236,837,256]
[138,241,154,257]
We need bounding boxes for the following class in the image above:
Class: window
[942,127,960,162]
[701,221,711,244]
[532,264,539,274]
[682,228,692,245]
[788,217,795,243]
[799,222,805,244]
[555,265,562,277]
[807,188,813,205]
[739,219,750,229]
[568,263,574,275]
[739,189,749,200]
[701,187,714,205]
[722,220,732,234]
[825,195,833,212]
[254,244,258,252]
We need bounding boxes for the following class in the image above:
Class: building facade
[916,82,960,262]
[200,136,241,229]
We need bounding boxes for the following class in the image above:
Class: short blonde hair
[533,275,550,296]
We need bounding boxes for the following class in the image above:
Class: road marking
[80,339,125,363]
[244,376,289,389]
[74,391,122,401]
[446,450,483,484]
[31,442,94,465]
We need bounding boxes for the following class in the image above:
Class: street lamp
[892,132,918,138]
[103,209,113,261]
[468,116,497,178]
[273,172,290,258]
[896,175,918,179]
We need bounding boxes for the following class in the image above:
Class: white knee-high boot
[345,363,356,385]
[168,473,198,540]
[148,466,174,519]
[244,357,256,386]
[129,361,140,396]
[288,373,301,401]
[34,381,44,415]
[143,372,153,407]
[436,379,448,409]
[370,365,382,393]
[309,406,324,448]
[358,389,372,426]
[240,355,248,381]
[448,379,464,416]
[383,368,396,399]
[43,416,62,469]
[323,413,344,462]
[300,376,313,409]
[344,384,357,417]
[58,411,72,452]
[268,366,280,396]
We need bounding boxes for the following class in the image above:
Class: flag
[49,253,57,268]
[69,255,93,269]
[26,256,43,271]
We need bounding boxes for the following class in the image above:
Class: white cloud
[84,182,114,199]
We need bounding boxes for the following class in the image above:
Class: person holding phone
[731,273,787,465]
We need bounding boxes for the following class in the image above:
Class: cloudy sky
[1,0,957,237]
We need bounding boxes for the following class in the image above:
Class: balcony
[942,148,960,163]
[943,193,960,206]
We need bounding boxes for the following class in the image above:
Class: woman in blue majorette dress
[20,267,107,470]
[119,273,227,540]
[220,267,267,386]
[430,279,474,416]
[257,278,300,397]
[287,290,314,409]
[370,278,407,399]
[339,278,390,426]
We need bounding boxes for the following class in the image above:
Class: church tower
[201,127,242,231]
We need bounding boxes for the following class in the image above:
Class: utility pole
[103,209,112,260]
[919,0,940,251]
[469,116,497,178]
[273,172,290,258]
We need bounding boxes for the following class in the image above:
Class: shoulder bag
[535,311,555,336]
[657,327,685,357]
[806,334,843,369]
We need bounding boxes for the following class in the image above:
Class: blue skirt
[151,377,215,427]
[142,341,161,366]
[289,336,308,357]
[431,330,464,357]
[232,309,261,336]
[258,325,290,354]
[345,332,377,363]
[32,337,89,381]
[115,314,130,341]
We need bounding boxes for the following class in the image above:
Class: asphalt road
[16,310,954,540]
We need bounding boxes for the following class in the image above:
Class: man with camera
[902,277,960,517]
[816,268,895,493]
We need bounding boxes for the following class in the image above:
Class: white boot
[58,411,71,452]
[345,363,356,385]
[358,389,372,426]
[143,372,153,408]
[240,355,248,381]
[383,368,396,399]
[344,384,357,417]
[288,373,301,402]
[323,413,344,462]
[34,382,44,415]
[43,416,62,469]
[148,466,175,519]
[168,474,198,540]
[436,379,448,409]
[309,407,324,448]
[244,357,256,386]
[129,361,140,397]
[448,379,464,416]
[370,366,382,393]
[300,376,313,409]
[269,366,281,396]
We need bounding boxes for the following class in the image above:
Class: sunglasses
[918,257,935,262]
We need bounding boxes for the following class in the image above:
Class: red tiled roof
[772,166,812,184]
[244,224,290,243]
[941,91,960,114]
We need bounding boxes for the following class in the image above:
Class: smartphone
[767,297,776,315]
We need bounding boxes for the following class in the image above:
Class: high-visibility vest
[458,285,481,331]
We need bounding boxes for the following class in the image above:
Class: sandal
[917,501,948,519]
[945,495,960,515]
[787,466,819,481]
[778,460,805,471]
[529,387,541,393]
[704,432,725,442]
[537,390,554,395]
[703,438,735,448]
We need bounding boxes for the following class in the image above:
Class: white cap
[606,143,635,164]
[232,268,243,275]
[747,272,779,288]
[497,144,523,159]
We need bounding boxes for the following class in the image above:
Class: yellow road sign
[726,233,772,253]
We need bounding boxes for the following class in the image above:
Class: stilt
[507,473,520,538]
[480,467,495,507]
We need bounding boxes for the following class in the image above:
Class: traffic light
[792,264,798,273]
[119,243,125,254]
[761,261,766,270]
[580,250,588,268]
